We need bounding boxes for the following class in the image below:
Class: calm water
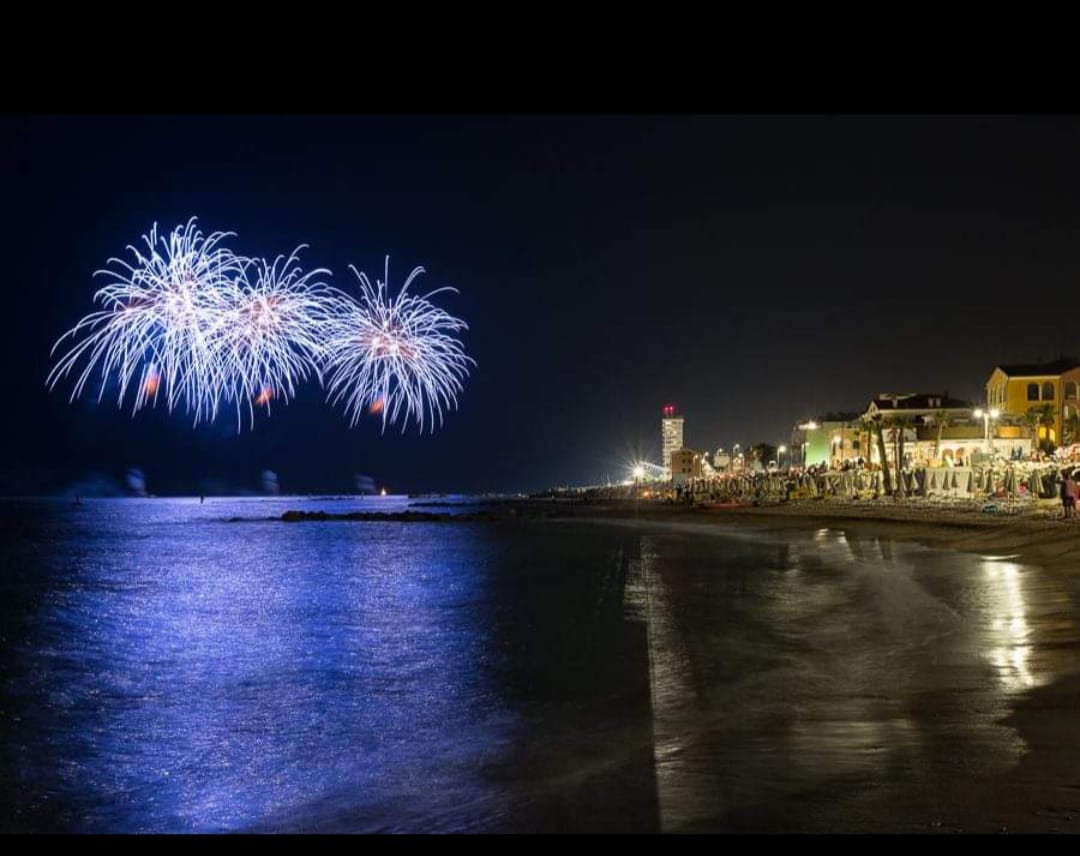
[1,499,1078,832]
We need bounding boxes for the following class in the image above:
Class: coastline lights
[973,407,1001,452]
[47,219,474,434]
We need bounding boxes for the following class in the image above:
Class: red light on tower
[663,404,675,417]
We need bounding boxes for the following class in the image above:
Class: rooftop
[867,393,973,411]
[996,357,1080,377]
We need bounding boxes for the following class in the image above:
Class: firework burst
[49,223,475,435]
[217,248,346,429]
[323,258,474,432]
[47,218,245,425]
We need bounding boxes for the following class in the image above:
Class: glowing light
[47,218,247,425]
[220,247,343,426]
[143,366,160,397]
[48,223,474,435]
[379,487,387,496]
[323,257,475,433]
[632,464,645,479]
[982,560,1037,691]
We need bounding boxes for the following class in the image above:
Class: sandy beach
[537,497,1080,833]
[531,497,1080,575]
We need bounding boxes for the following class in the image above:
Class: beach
[526,497,1080,575]
[536,498,1080,833]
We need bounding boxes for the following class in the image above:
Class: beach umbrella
[951,470,959,491]
[985,470,995,494]
[1028,469,1042,497]
[965,470,973,494]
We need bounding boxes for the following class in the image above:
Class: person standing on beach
[1066,472,1078,520]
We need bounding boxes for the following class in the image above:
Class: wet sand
[540,499,1080,833]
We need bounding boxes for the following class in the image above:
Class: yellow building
[985,359,1080,447]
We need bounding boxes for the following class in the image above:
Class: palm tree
[887,415,916,497]
[932,410,952,461]
[1038,403,1057,447]
[866,414,893,496]
[1022,407,1041,444]
[1024,404,1058,453]
[1065,408,1080,446]
[750,442,777,469]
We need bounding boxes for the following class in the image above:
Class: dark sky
[5,115,1080,495]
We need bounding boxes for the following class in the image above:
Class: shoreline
[533,499,1080,576]
[539,499,1080,834]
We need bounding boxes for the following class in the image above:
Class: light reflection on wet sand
[4,503,1080,832]
[610,520,1079,832]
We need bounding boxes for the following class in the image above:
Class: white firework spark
[48,223,475,435]
[323,258,475,433]
[47,218,245,426]
[217,248,346,430]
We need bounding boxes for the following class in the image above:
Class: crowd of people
[667,456,1080,520]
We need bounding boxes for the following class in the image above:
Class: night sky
[5,115,1080,495]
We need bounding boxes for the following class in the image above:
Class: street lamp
[778,444,787,470]
[796,421,819,468]
[973,408,1000,453]
[733,443,741,473]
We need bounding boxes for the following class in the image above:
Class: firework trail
[323,258,475,433]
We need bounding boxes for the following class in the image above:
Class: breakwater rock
[280,509,505,523]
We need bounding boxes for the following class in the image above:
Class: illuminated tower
[661,404,684,476]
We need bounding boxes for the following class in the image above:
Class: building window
[1028,383,1040,401]
[1066,381,1078,400]
[1043,382,1055,401]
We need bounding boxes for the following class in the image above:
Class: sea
[1,496,1078,832]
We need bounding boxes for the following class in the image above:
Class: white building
[661,404,684,476]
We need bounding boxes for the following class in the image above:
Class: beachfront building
[985,358,1080,449]
[661,404,684,476]
[861,392,1032,466]
[670,448,703,486]
[908,420,1031,465]
[797,412,863,468]
[862,393,974,467]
